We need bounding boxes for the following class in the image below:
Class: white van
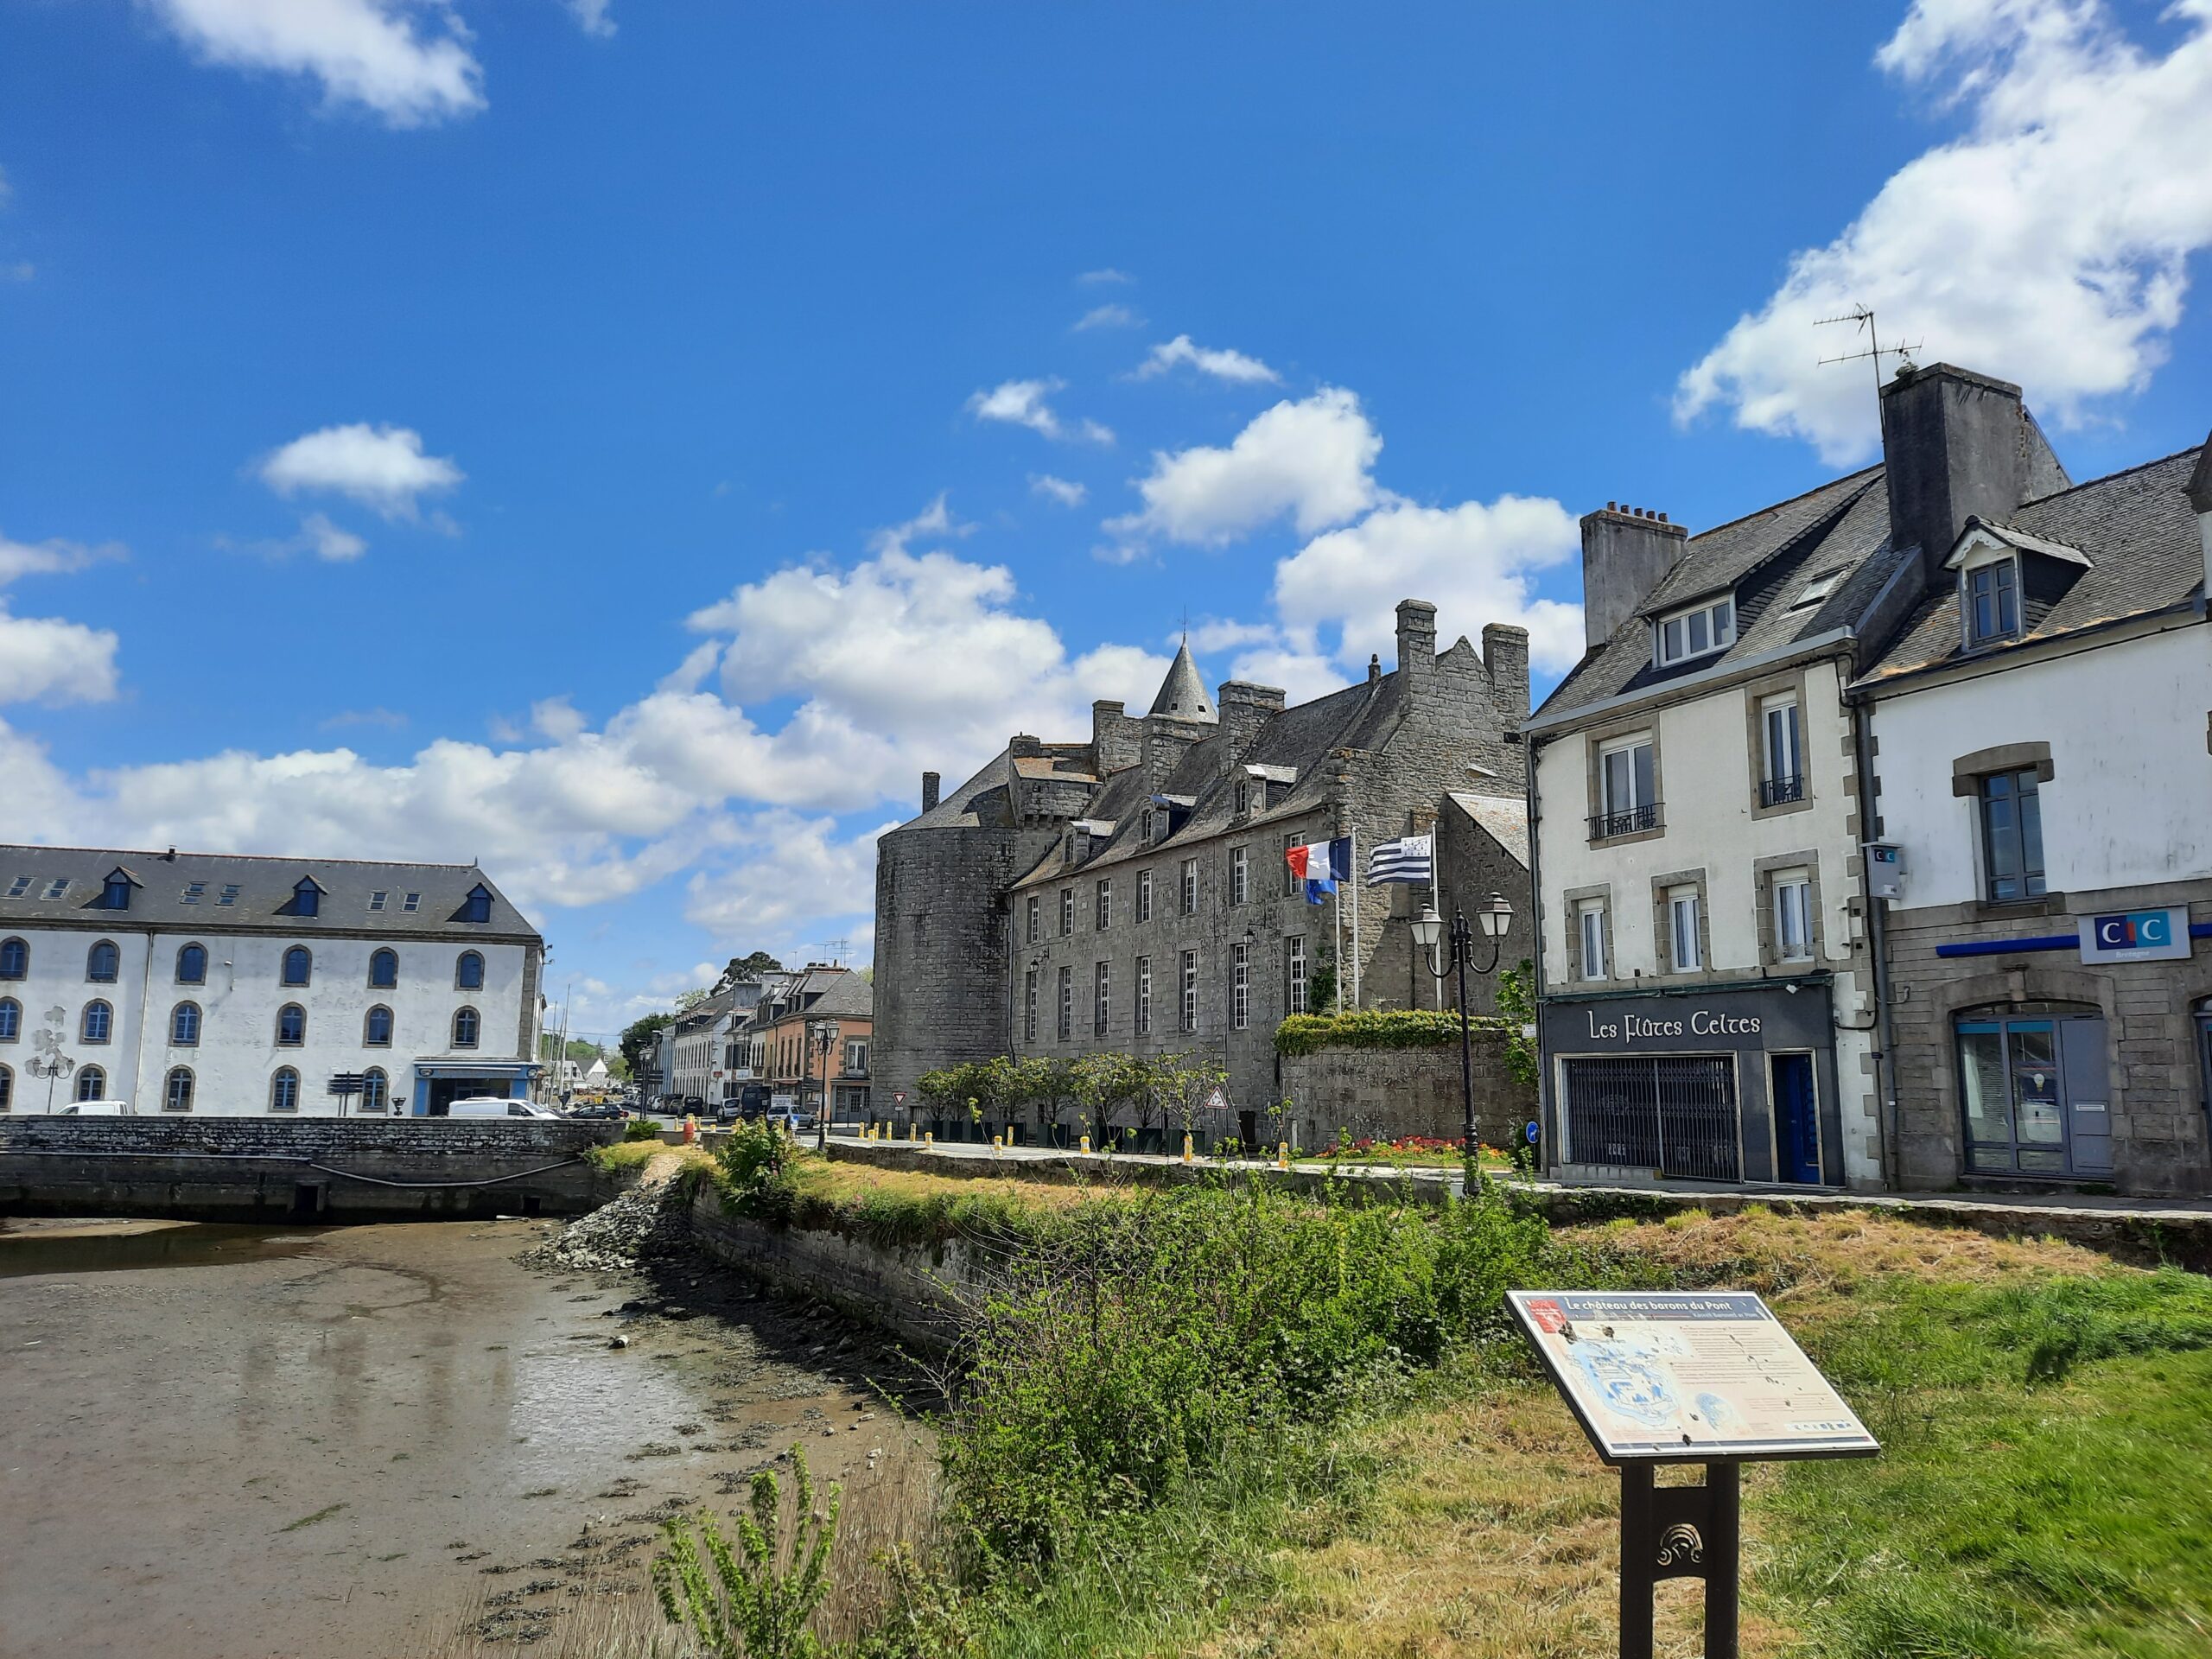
[444,1096,558,1119]
[59,1099,133,1115]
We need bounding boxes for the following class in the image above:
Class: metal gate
[1562,1055,1740,1182]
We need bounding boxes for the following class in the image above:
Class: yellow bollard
[1276,1141,1290,1170]
[1182,1132,1193,1164]
[907,1122,916,1143]
[924,1130,934,1149]
[991,1134,1002,1154]
[1079,1134,1090,1154]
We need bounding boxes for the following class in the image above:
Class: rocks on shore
[516,1179,691,1274]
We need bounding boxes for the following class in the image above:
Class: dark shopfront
[1540,978,1845,1187]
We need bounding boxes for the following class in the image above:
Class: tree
[620,1013,674,1079]
[1155,1050,1230,1145]
[719,950,784,987]
[1072,1052,1150,1146]
[674,988,712,1013]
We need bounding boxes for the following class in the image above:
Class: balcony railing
[1587,804,1661,841]
[1759,773,1807,807]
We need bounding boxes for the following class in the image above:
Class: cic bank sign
[2078,906,2191,965]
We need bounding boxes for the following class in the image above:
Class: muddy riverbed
[0,1212,935,1659]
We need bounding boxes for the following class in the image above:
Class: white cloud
[1181,617,1280,654]
[1676,0,2212,463]
[1,262,30,283]
[1223,644,1344,709]
[0,532,125,587]
[1029,474,1088,507]
[683,811,887,940]
[868,492,969,557]
[1078,268,1134,284]
[563,0,615,37]
[1132,334,1281,385]
[258,423,463,520]
[531,696,588,742]
[966,378,1113,445]
[319,706,408,730]
[0,163,10,208]
[146,0,486,127]
[1107,386,1381,547]
[302,512,368,562]
[0,613,121,707]
[1074,303,1141,331]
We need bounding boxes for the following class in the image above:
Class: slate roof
[1446,791,1529,868]
[1859,445,2206,683]
[0,844,538,941]
[1150,640,1217,721]
[1535,468,1894,723]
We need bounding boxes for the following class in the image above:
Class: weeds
[652,1445,841,1659]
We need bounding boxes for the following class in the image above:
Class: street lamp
[811,1020,840,1149]
[1411,892,1516,1166]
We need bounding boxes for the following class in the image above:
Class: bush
[623,1116,664,1142]
[1273,1007,1514,1057]
[715,1119,798,1220]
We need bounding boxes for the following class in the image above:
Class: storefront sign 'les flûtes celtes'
[1583,1007,1764,1046]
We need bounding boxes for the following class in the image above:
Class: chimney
[1879,363,2057,588]
[1217,681,1286,760]
[1090,699,1140,773]
[920,771,941,813]
[1579,504,1689,650]
[1395,599,1439,696]
[1481,623,1530,720]
[2186,435,2212,602]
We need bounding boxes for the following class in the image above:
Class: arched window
[369,948,399,989]
[76,1065,106,1102]
[455,950,485,991]
[269,1068,300,1113]
[0,1062,11,1111]
[362,1067,389,1113]
[276,1003,306,1046]
[365,1005,394,1047]
[0,938,27,980]
[452,1006,480,1049]
[281,946,312,988]
[170,1002,201,1046]
[163,1067,194,1113]
[81,1001,112,1044]
[0,997,17,1042]
[177,943,208,984]
[87,939,120,982]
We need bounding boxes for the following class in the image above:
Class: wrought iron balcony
[1587,804,1661,841]
[1759,773,1807,807]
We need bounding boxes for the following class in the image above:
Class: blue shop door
[1770,1053,1821,1184]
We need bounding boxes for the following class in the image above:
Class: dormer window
[1655,597,1734,667]
[1234,779,1252,816]
[292,878,321,918]
[99,872,133,910]
[1964,558,2020,649]
[461,884,493,925]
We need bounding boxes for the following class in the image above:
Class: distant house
[742,967,870,1120]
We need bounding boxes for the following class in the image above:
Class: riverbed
[0,1214,933,1658]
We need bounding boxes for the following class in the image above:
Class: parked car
[715,1099,747,1124]
[681,1095,706,1113]
[445,1096,559,1119]
[58,1099,133,1115]
[565,1102,627,1121]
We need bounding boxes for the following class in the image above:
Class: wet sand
[0,1215,930,1659]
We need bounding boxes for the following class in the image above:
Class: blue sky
[3,0,2209,1040]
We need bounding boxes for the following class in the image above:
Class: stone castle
[870,600,1536,1146]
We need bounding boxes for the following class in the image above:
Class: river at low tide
[0,1215,931,1658]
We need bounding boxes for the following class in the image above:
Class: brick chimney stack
[920,772,940,813]
[1579,504,1688,650]
[1879,363,2069,589]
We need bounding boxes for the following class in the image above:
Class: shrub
[652,1444,840,1658]
[623,1116,664,1142]
[716,1119,798,1220]
[1273,1007,1515,1057]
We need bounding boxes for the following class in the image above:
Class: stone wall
[0,1116,620,1222]
[1279,1030,1534,1151]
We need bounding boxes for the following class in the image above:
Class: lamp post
[1410,892,1516,1166]
[812,1020,840,1149]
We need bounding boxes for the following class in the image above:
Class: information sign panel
[1507,1289,1878,1464]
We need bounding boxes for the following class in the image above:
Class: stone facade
[1277,1032,1533,1152]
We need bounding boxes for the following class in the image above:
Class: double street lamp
[811,1020,840,1149]
[1410,893,1516,1165]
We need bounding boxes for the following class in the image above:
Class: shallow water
[0,1215,923,1659]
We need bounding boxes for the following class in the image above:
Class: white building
[0,847,543,1116]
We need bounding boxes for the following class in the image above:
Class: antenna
[1816,304,1921,398]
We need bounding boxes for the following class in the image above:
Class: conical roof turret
[1148,639,1217,721]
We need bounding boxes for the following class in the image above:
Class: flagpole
[1332,866,1344,1015]
[1349,827,1361,1010]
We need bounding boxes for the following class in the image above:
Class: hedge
[1273,1007,1515,1057]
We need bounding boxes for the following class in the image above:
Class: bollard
[1079,1134,1090,1154]
[991,1134,1002,1154]
[908,1122,917,1143]
[1182,1132,1193,1164]
[1276,1141,1289,1171]
[683,1115,696,1145]
[924,1131,934,1149]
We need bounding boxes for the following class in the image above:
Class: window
[1179,859,1198,915]
[1027,895,1041,944]
[0,938,24,980]
[1230,942,1250,1030]
[1965,559,2020,648]
[1024,969,1039,1044]
[1280,832,1299,897]
[461,884,493,925]
[844,1039,868,1074]
[365,1005,394,1047]
[1668,887,1702,972]
[1179,949,1198,1033]
[1760,696,1803,807]
[1286,937,1307,1014]
[453,1006,480,1048]
[1578,903,1607,982]
[1234,779,1252,816]
[170,1002,201,1046]
[1056,968,1072,1041]
[100,873,132,910]
[369,948,398,989]
[181,880,205,905]
[1656,596,1735,666]
[1957,1007,2110,1177]
[269,1068,300,1113]
[401,892,421,912]
[87,939,120,982]
[1789,567,1845,611]
[164,1067,194,1113]
[1093,962,1109,1038]
[177,943,208,984]
[41,879,67,900]
[3,876,26,898]
[1095,879,1112,931]
[456,950,485,990]
[1593,734,1657,838]
[1137,869,1154,923]
[1135,956,1152,1035]
[77,1065,107,1102]
[276,1003,306,1046]
[368,890,389,912]
[1229,846,1249,907]
[282,945,312,987]
[1774,873,1814,962]
[292,878,321,918]
[216,884,240,906]
[81,1001,112,1044]
[1980,769,2046,901]
[1059,887,1074,938]
[362,1069,389,1113]
[0,1063,10,1110]
[0,997,17,1041]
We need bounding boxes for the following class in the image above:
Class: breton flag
[1366,833,1433,886]
[1284,836,1352,906]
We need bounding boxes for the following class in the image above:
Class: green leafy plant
[623,1116,665,1142]
[1493,958,1539,1090]
[1273,1007,1516,1057]
[652,1444,841,1658]
[716,1118,798,1219]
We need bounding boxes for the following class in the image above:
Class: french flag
[1284,836,1351,905]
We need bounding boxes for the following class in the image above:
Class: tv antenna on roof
[1817,304,1921,397]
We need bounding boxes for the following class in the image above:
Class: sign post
[327,1072,367,1116]
[1507,1289,1878,1659]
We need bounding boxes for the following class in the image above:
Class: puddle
[0,1218,327,1278]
